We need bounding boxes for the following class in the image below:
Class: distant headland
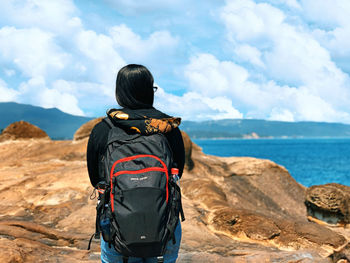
[1,102,350,139]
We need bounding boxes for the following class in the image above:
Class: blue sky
[1,0,350,123]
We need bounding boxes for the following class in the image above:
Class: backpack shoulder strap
[103,116,141,144]
[102,116,114,129]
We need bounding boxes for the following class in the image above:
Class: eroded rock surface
[306,183,350,226]
[0,120,349,262]
[180,131,194,171]
[73,117,104,141]
[182,145,350,261]
[0,121,49,142]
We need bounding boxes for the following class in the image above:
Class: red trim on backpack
[110,154,169,212]
[114,167,166,177]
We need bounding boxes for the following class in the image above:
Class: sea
[193,138,350,187]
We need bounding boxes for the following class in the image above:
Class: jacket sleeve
[87,127,100,188]
[166,127,185,178]
[86,121,109,187]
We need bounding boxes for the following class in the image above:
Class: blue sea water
[193,138,350,187]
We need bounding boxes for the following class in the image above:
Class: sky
[1,0,350,123]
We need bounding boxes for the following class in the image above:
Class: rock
[211,208,281,241]
[181,141,349,259]
[0,121,49,142]
[186,146,307,218]
[330,244,350,263]
[0,138,99,262]
[73,117,104,141]
[181,131,194,171]
[0,133,349,262]
[0,236,95,262]
[305,183,350,225]
[0,238,24,263]
[243,132,259,139]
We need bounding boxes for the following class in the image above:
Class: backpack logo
[130,176,149,181]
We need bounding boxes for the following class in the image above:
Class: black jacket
[87,108,185,187]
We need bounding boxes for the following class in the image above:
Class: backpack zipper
[110,154,169,212]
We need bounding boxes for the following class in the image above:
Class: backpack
[89,116,185,263]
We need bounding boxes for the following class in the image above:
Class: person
[87,64,185,263]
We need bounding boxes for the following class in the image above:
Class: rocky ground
[0,121,350,262]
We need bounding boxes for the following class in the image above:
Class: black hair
[115,64,155,109]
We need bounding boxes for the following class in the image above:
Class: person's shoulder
[152,108,171,118]
[90,118,110,137]
[169,126,182,137]
[133,108,171,119]
[149,108,183,134]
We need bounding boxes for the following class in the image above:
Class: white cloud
[234,44,264,67]
[0,27,69,78]
[300,0,350,73]
[38,89,83,116]
[267,87,350,123]
[221,0,285,43]
[200,95,243,120]
[184,53,249,97]
[268,108,295,122]
[215,0,350,123]
[292,88,344,121]
[109,25,179,69]
[184,54,281,111]
[300,0,350,28]
[183,51,350,123]
[154,87,242,121]
[51,79,117,115]
[1,0,350,123]
[281,0,301,9]
[263,26,350,108]
[0,17,179,116]
[267,0,301,9]
[222,0,332,86]
[17,77,84,116]
[0,0,80,35]
[0,79,18,102]
[75,29,125,87]
[0,0,179,116]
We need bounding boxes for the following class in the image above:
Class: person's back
[87,64,185,263]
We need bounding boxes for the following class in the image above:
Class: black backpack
[89,116,184,263]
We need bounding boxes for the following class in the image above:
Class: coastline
[192,136,350,140]
[1,121,350,262]
[192,137,350,188]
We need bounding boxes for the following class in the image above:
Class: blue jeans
[101,223,181,263]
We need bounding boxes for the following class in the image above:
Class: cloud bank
[1,0,350,123]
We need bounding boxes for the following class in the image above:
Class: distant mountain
[0,102,93,139]
[2,102,350,139]
[181,119,350,139]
